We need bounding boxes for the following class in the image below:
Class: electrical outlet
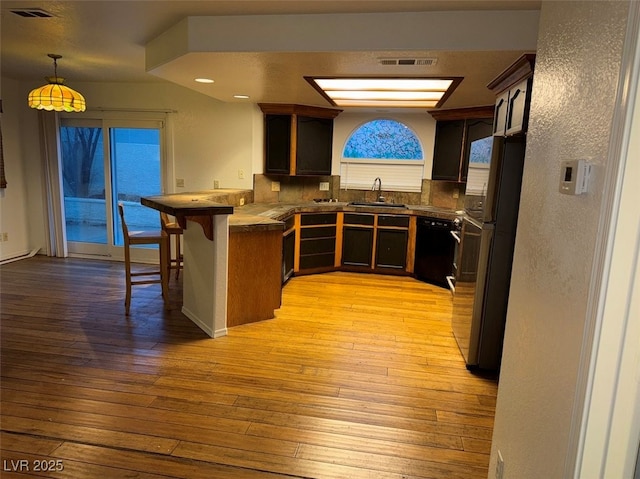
[319,181,330,191]
[496,451,504,479]
[271,181,280,192]
[213,179,220,189]
[238,169,245,180]
[176,178,185,188]
[2,232,8,242]
[239,198,245,206]
[453,188,459,199]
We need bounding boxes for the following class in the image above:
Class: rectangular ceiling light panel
[306,77,462,109]
[335,100,440,108]
[328,90,445,101]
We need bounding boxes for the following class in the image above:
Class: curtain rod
[87,107,178,113]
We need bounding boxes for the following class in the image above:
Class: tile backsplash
[254,174,466,209]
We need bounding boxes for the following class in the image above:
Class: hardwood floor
[0,256,497,478]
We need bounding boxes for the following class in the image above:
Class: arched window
[340,119,425,192]
[343,119,423,160]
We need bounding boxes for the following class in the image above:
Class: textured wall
[489,2,630,478]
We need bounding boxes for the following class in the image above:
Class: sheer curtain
[38,111,67,257]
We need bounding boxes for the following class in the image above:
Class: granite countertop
[141,189,461,233]
[230,201,461,232]
[141,189,253,217]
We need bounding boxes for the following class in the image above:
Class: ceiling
[1,1,541,112]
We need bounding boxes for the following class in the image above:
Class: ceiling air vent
[10,8,53,18]
[378,58,438,66]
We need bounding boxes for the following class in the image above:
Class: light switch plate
[319,182,330,191]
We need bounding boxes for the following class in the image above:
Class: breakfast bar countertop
[141,189,250,217]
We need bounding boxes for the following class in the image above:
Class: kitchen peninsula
[141,189,256,338]
[143,189,460,338]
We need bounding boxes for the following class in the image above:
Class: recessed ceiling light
[195,78,214,84]
[233,95,250,99]
[305,76,463,109]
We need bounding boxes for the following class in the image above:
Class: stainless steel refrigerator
[451,135,527,371]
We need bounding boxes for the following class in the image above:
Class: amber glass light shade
[28,54,86,113]
[28,76,86,112]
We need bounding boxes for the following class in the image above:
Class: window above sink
[339,118,425,193]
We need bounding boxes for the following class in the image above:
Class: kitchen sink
[348,201,407,208]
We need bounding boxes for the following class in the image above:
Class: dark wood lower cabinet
[282,229,295,283]
[298,213,411,275]
[299,235,336,269]
[299,252,335,270]
[375,229,408,269]
[298,216,337,272]
[342,227,374,267]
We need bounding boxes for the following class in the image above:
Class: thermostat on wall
[559,159,592,195]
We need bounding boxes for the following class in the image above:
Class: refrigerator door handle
[446,275,456,295]
[467,226,495,363]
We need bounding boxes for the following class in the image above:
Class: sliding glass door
[60,119,164,261]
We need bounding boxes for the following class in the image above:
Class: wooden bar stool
[161,212,183,280]
[118,203,169,315]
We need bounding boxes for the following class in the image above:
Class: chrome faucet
[372,177,384,202]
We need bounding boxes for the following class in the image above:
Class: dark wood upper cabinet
[296,116,334,175]
[432,120,465,181]
[487,53,536,137]
[264,114,292,175]
[259,104,342,176]
[430,106,494,182]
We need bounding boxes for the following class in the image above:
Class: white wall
[0,78,261,259]
[71,81,258,192]
[577,7,640,476]
[0,79,35,261]
[490,2,633,478]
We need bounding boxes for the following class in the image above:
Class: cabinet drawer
[344,213,375,226]
[377,215,410,228]
[300,237,335,255]
[300,226,336,239]
[300,213,337,226]
[299,253,335,270]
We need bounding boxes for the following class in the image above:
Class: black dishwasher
[414,217,456,289]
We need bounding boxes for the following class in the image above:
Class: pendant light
[28,54,86,112]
